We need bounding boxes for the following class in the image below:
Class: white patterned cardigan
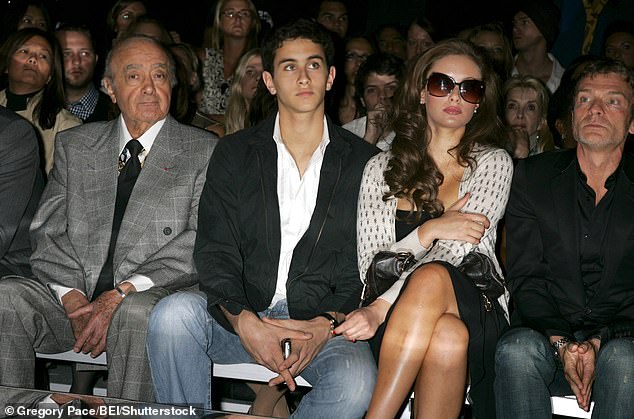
[357,145,514,317]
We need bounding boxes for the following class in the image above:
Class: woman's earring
[473,108,478,114]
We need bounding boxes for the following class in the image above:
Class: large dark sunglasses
[426,72,485,104]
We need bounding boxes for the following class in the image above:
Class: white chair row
[36,351,593,418]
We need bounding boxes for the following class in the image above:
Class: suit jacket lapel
[550,151,585,302]
[84,120,120,283]
[113,117,183,271]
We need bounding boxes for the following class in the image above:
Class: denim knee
[595,337,634,388]
[338,347,376,409]
[591,338,634,418]
[296,339,376,418]
[148,291,208,338]
[597,337,634,371]
[495,327,554,375]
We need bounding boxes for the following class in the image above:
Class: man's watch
[552,337,572,358]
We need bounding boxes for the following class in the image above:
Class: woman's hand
[509,128,530,159]
[417,193,490,248]
[334,299,391,341]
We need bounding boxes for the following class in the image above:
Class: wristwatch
[552,337,572,358]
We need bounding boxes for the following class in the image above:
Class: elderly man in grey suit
[0,34,216,404]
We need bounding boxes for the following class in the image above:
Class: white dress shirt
[270,114,330,306]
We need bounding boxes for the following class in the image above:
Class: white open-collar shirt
[271,113,330,306]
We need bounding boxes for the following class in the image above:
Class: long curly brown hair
[384,38,503,217]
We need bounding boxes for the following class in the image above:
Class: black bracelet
[317,312,340,335]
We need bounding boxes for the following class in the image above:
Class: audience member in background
[468,22,513,82]
[343,53,404,150]
[503,75,554,158]
[339,35,374,124]
[246,78,277,127]
[0,105,44,278]
[199,0,260,120]
[547,55,599,150]
[170,42,203,127]
[406,17,435,62]
[108,0,148,43]
[375,24,407,60]
[55,25,114,123]
[315,0,349,39]
[1,1,51,44]
[0,2,52,91]
[126,15,173,44]
[147,19,377,418]
[0,34,216,405]
[0,28,81,175]
[225,49,262,135]
[495,57,634,419]
[337,39,511,419]
[511,0,565,93]
[604,20,634,69]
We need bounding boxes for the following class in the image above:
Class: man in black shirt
[495,58,634,419]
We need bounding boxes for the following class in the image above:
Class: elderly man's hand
[67,284,135,357]
[61,290,91,341]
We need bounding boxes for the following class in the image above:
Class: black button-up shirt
[575,159,620,308]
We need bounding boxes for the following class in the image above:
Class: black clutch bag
[362,250,417,306]
[456,251,505,306]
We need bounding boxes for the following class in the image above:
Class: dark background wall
[1,0,517,46]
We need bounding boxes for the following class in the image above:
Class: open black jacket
[507,149,634,339]
[195,115,378,333]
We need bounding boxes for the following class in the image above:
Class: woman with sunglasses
[336,39,513,418]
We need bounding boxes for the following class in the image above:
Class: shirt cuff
[390,227,431,256]
[122,274,154,292]
[48,284,85,305]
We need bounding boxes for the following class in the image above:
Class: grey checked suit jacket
[30,115,217,299]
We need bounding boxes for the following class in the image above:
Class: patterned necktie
[92,139,144,300]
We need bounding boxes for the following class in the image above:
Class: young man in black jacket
[147,19,378,418]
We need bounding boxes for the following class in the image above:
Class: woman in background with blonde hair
[224,48,262,135]
[503,75,554,158]
[199,0,260,119]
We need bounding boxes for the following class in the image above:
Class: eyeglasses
[222,10,252,19]
[426,72,485,104]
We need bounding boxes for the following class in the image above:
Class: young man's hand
[231,310,312,390]
[262,316,333,388]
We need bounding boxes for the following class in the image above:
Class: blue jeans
[494,327,634,419]
[146,291,377,418]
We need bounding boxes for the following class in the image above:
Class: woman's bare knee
[428,314,469,362]
[404,263,452,295]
